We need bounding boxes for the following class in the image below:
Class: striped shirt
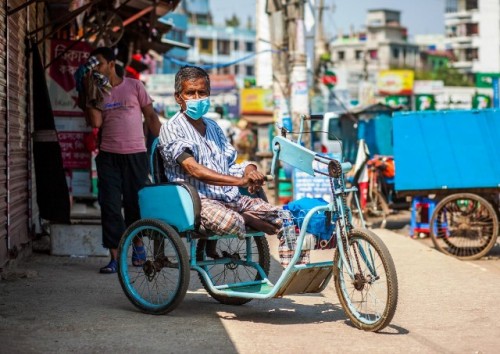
[159,111,250,203]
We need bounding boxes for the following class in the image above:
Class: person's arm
[180,156,250,187]
[86,107,103,128]
[142,103,161,137]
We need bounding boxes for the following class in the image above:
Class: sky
[210,0,445,39]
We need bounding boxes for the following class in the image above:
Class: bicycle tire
[429,193,498,260]
[333,228,398,332]
[196,236,270,305]
[118,219,190,315]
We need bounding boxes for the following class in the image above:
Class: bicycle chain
[329,160,363,277]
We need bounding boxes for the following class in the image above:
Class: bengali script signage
[377,70,414,95]
[48,39,92,116]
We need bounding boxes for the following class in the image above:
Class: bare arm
[180,156,249,187]
[86,107,103,128]
[142,103,161,137]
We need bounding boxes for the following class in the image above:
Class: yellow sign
[240,88,274,115]
[377,70,414,95]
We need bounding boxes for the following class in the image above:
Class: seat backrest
[150,138,168,184]
[139,182,201,232]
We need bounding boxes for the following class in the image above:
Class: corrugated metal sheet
[0,0,31,266]
[0,3,8,265]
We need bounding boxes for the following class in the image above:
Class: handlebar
[307,114,324,121]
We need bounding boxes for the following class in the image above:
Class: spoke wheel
[430,193,498,260]
[85,11,124,47]
[196,237,270,305]
[118,219,190,315]
[334,228,398,332]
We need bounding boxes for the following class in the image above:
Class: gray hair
[174,65,211,95]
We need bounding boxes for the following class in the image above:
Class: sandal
[132,245,147,267]
[99,259,118,274]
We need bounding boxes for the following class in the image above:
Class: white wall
[475,0,500,72]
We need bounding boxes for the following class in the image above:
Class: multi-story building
[330,9,419,71]
[329,9,419,98]
[444,0,500,74]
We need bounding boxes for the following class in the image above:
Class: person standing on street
[84,47,161,274]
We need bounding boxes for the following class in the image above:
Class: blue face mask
[185,97,210,120]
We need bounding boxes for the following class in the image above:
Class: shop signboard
[475,73,500,88]
[377,70,414,95]
[472,94,491,109]
[415,94,436,111]
[241,88,274,115]
[385,95,411,110]
[413,80,444,94]
[47,39,92,116]
[493,77,500,108]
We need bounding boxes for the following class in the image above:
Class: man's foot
[205,240,221,259]
[132,245,146,267]
[99,259,118,274]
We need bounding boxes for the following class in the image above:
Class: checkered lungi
[200,196,282,238]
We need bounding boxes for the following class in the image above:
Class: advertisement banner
[414,80,444,94]
[48,39,92,116]
[385,95,411,110]
[57,131,91,170]
[377,70,414,95]
[415,94,436,111]
[240,88,274,115]
[472,94,491,109]
[475,73,500,88]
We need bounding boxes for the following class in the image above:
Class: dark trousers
[95,151,149,249]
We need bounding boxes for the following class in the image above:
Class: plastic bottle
[281,205,297,249]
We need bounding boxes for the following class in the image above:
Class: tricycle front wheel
[118,219,190,315]
[333,228,398,332]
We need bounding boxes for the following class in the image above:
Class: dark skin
[175,77,265,193]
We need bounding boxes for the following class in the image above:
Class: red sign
[48,40,93,116]
[322,71,337,89]
[57,132,91,169]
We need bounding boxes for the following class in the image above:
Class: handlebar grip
[264,175,274,182]
[308,114,324,120]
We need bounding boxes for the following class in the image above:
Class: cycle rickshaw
[393,109,500,260]
[117,114,399,332]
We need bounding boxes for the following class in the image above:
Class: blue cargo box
[393,109,500,192]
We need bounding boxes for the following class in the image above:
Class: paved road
[1,229,499,353]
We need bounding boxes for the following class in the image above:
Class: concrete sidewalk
[1,229,499,353]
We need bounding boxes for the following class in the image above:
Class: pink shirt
[100,77,152,154]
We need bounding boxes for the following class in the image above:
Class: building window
[245,41,254,52]
[466,23,479,36]
[234,65,239,75]
[246,65,254,76]
[217,40,230,55]
[446,0,458,13]
[355,50,363,60]
[393,48,399,59]
[465,0,478,11]
[200,39,213,54]
[188,37,195,47]
[234,40,239,51]
[466,48,479,60]
[338,51,345,61]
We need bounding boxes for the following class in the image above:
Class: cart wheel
[118,219,190,314]
[196,236,270,305]
[430,193,499,260]
[346,190,389,228]
[333,228,398,332]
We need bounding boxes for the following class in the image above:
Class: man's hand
[244,164,265,194]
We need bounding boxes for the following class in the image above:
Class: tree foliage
[414,65,473,87]
[225,14,240,28]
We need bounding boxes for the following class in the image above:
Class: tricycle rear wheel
[429,193,498,260]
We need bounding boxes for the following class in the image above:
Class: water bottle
[281,205,297,249]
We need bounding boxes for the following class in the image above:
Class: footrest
[275,266,333,297]
[218,282,275,296]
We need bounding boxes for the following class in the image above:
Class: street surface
[1,227,500,354]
